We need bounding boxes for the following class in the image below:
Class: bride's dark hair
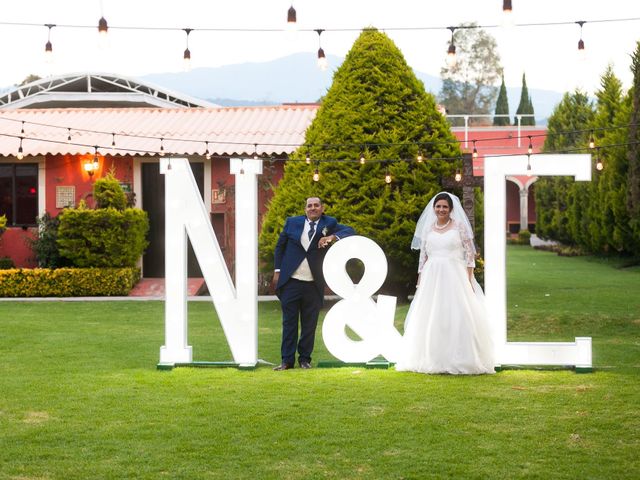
[433,192,453,210]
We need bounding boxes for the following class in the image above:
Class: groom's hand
[318,235,336,248]
[271,272,280,292]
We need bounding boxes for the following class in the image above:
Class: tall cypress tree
[493,75,510,126]
[259,29,461,297]
[514,73,535,126]
[627,42,640,230]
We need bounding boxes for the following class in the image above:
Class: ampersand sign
[322,236,402,363]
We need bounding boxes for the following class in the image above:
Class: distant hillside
[143,53,562,122]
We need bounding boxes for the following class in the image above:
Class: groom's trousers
[279,278,322,365]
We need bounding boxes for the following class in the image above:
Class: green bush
[57,207,149,268]
[0,267,140,297]
[0,213,6,234]
[93,173,127,210]
[518,229,531,245]
[28,212,71,268]
[0,257,15,269]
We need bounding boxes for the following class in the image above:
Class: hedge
[0,267,140,297]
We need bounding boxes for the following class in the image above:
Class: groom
[272,196,355,370]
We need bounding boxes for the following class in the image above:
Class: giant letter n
[159,157,262,367]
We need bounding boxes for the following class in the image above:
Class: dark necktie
[308,221,316,241]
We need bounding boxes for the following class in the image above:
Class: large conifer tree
[493,74,510,126]
[514,73,535,126]
[627,42,640,232]
[259,29,461,297]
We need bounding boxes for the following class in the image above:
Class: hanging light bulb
[98,16,108,48]
[316,29,328,71]
[17,137,24,160]
[313,165,320,182]
[111,133,116,154]
[417,150,423,163]
[205,141,211,160]
[595,148,603,171]
[359,151,366,165]
[20,121,25,135]
[527,136,533,155]
[67,128,72,143]
[526,154,532,177]
[576,21,586,61]
[454,169,462,182]
[305,150,311,165]
[183,28,192,72]
[44,24,55,64]
[159,138,165,156]
[287,4,297,30]
[502,0,513,27]
[446,26,456,68]
[384,164,392,184]
[253,144,259,160]
[472,140,478,159]
[93,146,100,171]
[588,132,595,149]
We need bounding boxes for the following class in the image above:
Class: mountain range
[143,52,563,122]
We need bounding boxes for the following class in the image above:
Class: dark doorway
[141,161,204,277]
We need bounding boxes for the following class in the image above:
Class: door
[141,161,204,277]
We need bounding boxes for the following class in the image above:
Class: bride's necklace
[434,219,451,230]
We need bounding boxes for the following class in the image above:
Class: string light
[111,132,116,151]
[595,148,603,171]
[472,140,478,159]
[159,137,165,156]
[287,4,297,29]
[313,162,320,182]
[305,149,311,165]
[502,0,513,27]
[454,168,462,182]
[17,137,24,160]
[527,136,533,154]
[359,151,366,165]
[67,128,72,143]
[576,20,586,60]
[589,132,595,149]
[416,150,423,163]
[183,28,192,72]
[384,164,392,184]
[253,143,259,160]
[97,16,108,50]
[526,153,532,176]
[316,29,327,71]
[205,141,211,160]
[446,26,456,68]
[20,121,25,135]
[44,24,54,62]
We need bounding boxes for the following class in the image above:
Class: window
[0,163,39,226]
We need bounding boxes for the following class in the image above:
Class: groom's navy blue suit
[275,214,354,366]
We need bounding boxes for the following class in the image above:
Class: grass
[0,246,639,479]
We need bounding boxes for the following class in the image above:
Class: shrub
[57,207,149,268]
[93,173,127,210]
[518,229,531,245]
[0,267,140,297]
[0,257,15,269]
[0,213,6,234]
[28,212,70,268]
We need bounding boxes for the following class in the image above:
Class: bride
[395,192,495,375]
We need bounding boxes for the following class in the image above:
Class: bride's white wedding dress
[395,221,494,374]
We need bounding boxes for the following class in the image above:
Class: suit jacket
[274,214,355,296]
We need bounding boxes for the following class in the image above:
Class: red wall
[46,154,134,214]
[0,227,36,267]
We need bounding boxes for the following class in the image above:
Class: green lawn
[0,246,638,479]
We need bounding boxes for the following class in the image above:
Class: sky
[1,0,639,96]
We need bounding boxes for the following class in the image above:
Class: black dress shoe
[299,361,312,369]
[273,363,294,371]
